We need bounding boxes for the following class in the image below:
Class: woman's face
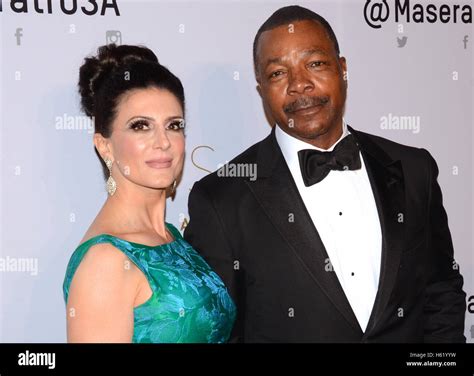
[98,87,185,192]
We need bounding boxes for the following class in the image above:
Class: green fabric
[63,222,236,343]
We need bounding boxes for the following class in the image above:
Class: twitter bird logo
[397,36,408,48]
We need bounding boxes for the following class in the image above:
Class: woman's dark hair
[78,43,185,180]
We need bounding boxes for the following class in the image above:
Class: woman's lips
[145,158,172,169]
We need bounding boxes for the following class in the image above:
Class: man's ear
[93,133,113,161]
[339,56,348,85]
[256,83,262,98]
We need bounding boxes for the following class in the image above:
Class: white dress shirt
[275,121,382,332]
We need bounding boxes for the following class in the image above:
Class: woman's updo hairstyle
[78,43,185,179]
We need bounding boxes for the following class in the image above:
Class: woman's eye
[129,120,150,131]
[166,120,185,131]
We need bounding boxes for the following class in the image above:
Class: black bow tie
[297,134,362,187]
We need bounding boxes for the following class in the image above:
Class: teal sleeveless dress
[63,223,236,343]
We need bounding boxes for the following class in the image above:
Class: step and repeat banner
[0,0,472,342]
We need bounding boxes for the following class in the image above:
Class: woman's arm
[66,243,137,343]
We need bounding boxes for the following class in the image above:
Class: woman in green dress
[63,44,236,343]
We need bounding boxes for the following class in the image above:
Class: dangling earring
[171,180,177,195]
[105,158,116,196]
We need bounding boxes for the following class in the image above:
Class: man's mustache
[284,96,329,113]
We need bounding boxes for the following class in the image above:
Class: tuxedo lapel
[245,128,362,334]
[349,127,406,337]
[245,126,406,338]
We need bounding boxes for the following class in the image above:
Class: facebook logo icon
[15,28,23,46]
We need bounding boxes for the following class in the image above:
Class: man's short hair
[253,5,341,75]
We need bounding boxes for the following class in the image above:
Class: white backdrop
[0,0,472,342]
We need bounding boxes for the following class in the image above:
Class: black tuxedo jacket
[184,126,466,343]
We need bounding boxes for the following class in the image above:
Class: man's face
[256,20,347,144]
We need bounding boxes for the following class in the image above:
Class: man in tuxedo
[184,5,466,342]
